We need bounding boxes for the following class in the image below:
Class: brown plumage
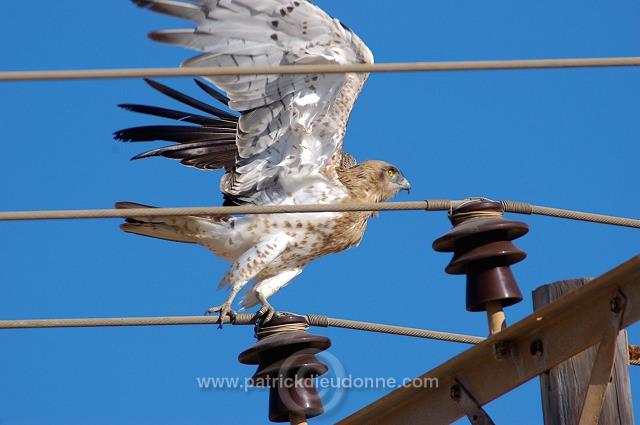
[115,0,411,324]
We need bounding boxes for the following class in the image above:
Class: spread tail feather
[115,201,198,244]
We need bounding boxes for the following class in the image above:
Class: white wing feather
[133,0,373,205]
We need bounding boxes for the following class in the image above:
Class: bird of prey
[115,0,411,324]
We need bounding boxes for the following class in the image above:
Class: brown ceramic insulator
[433,199,528,312]
[238,314,331,422]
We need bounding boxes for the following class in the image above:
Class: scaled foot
[206,303,237,328]
[254,300,276,325]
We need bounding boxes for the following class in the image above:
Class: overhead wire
[2,57,637,343]
[1,57,639,82]
[0,199,638,229]
[0,314,485,345]
[2,57,638,229]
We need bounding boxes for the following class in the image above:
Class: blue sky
[1,1,639,424]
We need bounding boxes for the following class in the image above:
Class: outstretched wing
[133,0,373,205]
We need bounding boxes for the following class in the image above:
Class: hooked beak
[399,177,411,193]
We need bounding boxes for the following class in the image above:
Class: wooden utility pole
[533,278,634,425]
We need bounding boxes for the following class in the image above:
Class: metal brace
[450,380,495,425]
[578,290,627,425]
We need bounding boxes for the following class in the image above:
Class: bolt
[610,296,622,313]
[530,339,543,356]
[450,384,461,401]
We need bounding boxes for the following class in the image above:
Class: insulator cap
[433,199,528,312]
[238,314,331,422]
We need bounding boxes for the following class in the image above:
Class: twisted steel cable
[1,57,640,82]
[1,199,638,228]
[0,314,485,345]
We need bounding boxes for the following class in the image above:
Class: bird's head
[340,160,410,203]
[384,163,411,193]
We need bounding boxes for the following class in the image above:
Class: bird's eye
[387,169,395,177]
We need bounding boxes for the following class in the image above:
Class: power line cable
[0,199,638,229]
[1,57,639,82]
[306,315,485,344]
[0,314,486,345]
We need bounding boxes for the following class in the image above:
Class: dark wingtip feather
[143,79,237,120]
[114,125,235,143]
[116,79,239,171]
[113,129,131,142]
[114,201,155,209]
[194,79,230,104]
[131,0,152,9]
[117,103,227,126]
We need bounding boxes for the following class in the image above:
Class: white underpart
[239,268,303,310]
[218,233,293,293]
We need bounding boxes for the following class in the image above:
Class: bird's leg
[254,291,276,324]
[244,269,302,325]
[210,236,293,327]
[206,285,241,328]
